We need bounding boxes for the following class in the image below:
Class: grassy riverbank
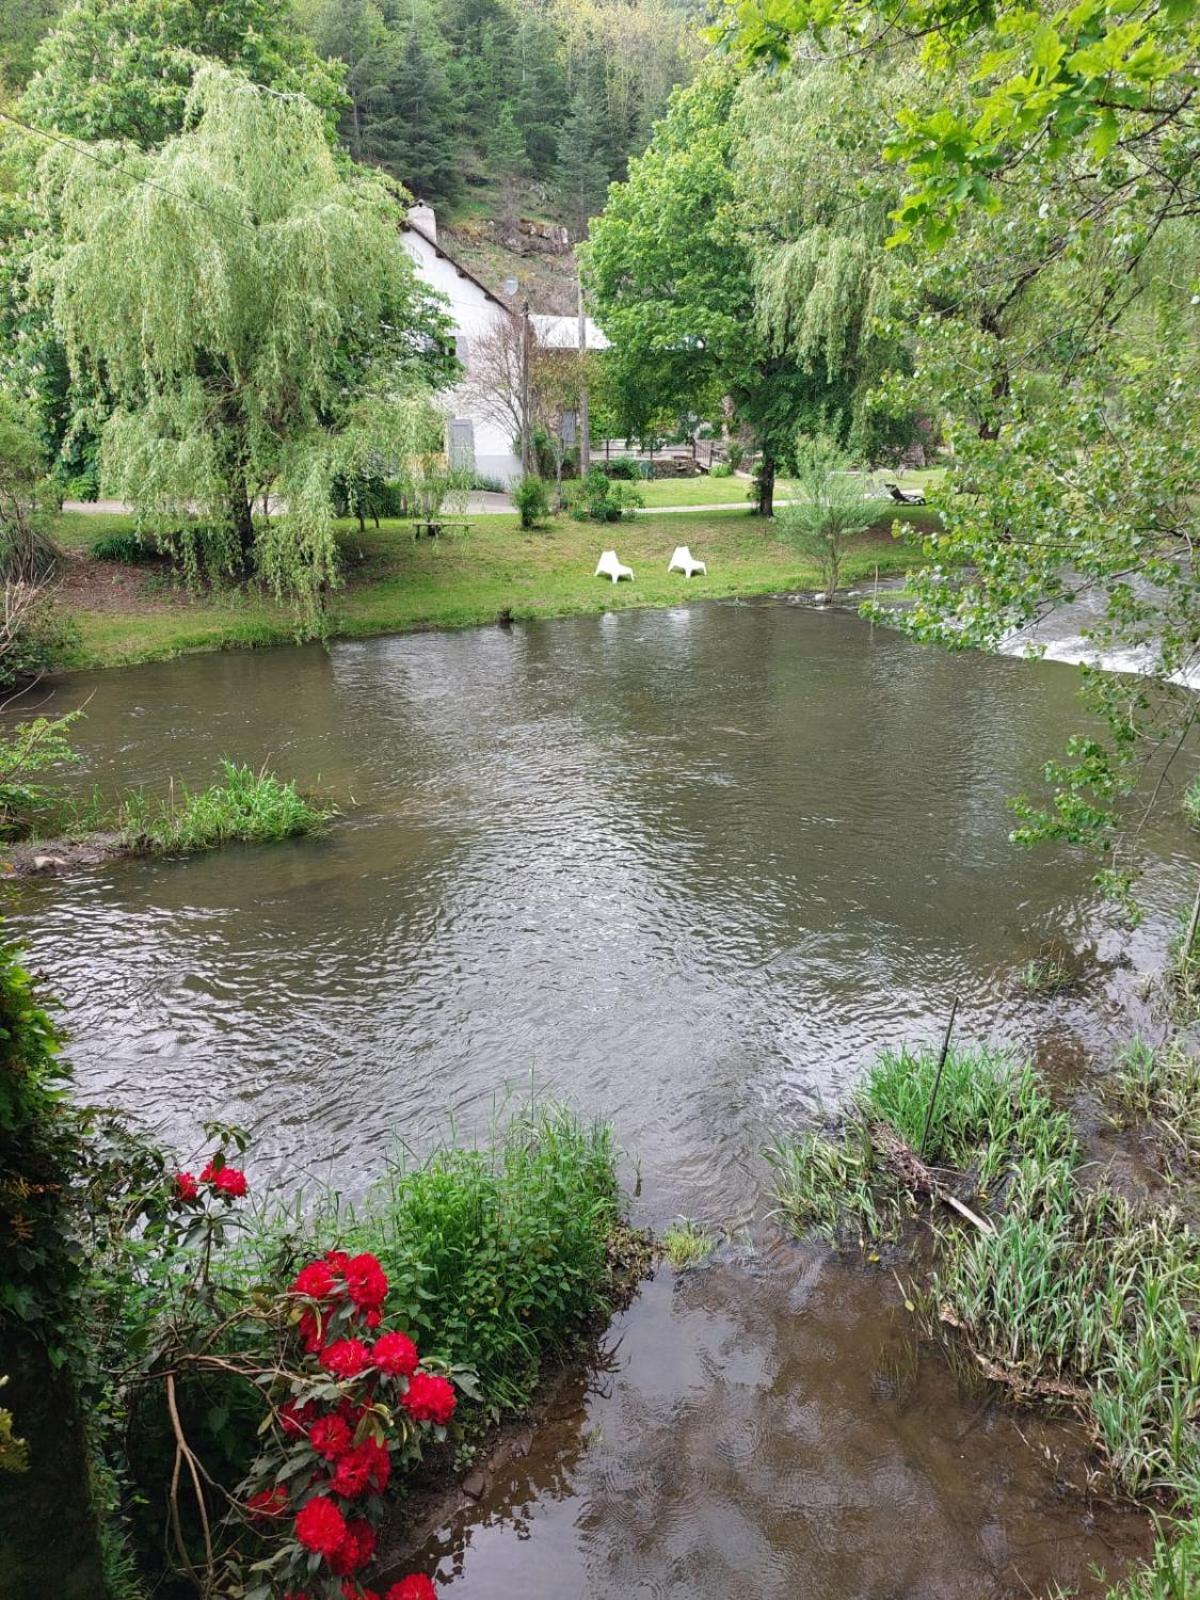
[51,506,935,672]
[77,1099,640,1594]
[771,1041,1200,1596]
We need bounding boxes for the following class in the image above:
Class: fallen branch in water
[869,1121,995,1235]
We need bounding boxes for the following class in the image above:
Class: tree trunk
[229,487,255,570]
[756,450,776,517]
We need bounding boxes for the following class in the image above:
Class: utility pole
[577,267,590,475]
[520,297,531,476]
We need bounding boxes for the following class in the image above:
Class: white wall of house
[401,212,523,487]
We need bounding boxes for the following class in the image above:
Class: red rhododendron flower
[330,1437,390,1498]
[337,1397,369,1425]
[199,1159,248,1197]
[373,1331,418,1378]
[295,1495,347,1558]
[298,1308,325,1354]
[292,1260,338,1300]
[246,1485,288,1521]
[174,1171,199,1202]
[401,1372,456,1426]
[364,1307,382,1330]
[386,1577,437,1600]
[280,1398,319,1437]
[345,1253,388,1311]
[325,1249,352,1273]
[342,1585,381,1600]
[310,1413,353,1462]
[329,1519,376,1576]
[321,1338,371,1379]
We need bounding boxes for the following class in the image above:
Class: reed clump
[117,760,333,852]
[771,1044,1200,1511]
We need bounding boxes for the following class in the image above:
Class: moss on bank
[51,507,931,672]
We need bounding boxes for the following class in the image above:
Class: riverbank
[50,506,934,672]
[770,1039,1200,1598]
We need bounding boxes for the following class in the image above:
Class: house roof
[402,218,610,348]
[401,217,512,312]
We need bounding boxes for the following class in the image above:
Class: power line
[0,106,260,234]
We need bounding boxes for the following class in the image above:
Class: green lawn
[53,505,937,673]
[635,467,942,510]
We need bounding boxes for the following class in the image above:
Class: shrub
[569,468,644,523]
[90,529,161,563]
[0,582,79,689]
[710,461,732,478]
[0,395,60,583]
[775,436,880,600]
[0,711,82,839]
[513,473,551,530]
[80,1102,628,1589]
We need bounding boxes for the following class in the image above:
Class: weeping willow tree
[39,66,455,624]
[733,55,922,465]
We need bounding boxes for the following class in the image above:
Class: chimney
[408,202,437,242]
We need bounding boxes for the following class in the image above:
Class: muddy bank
[2,831,130,877]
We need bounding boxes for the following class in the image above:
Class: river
[9,598,1195,1595]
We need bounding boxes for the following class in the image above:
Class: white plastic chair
[668,546,707,578]
[595,549,634,583]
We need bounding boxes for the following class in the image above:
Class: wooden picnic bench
[411,519,472,540]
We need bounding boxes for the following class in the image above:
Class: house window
[448,419,475,471]
[454,334,470,364]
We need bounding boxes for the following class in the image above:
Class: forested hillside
[4,0,700,307]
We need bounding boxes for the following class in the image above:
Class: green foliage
[23,0,346,147]
[43,67,454,626]
[772,1040,1200,1516]
[660,1219,716,1270]
[709,461,732,479]
[351,1106,623,1411]
[0,710,80,838]
[1105,1038,1200,1168]
[0,932,78,1354]
[1105,1515,1200,1600]
[90,528,157,563]
[0,392,60,583]
[775,436,880,597]
[514,473,551,529]
[0,1377,28,1473]
[569,466,643,522]
[116,761,332,853]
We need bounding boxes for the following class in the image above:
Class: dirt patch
[2,832,130,877]
[54,548,207,617]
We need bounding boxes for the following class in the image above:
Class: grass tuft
[117,760,333,853]
[661,1218,718,1269]
[1105,1037,1200,1168]
[771,1043,1200,1510]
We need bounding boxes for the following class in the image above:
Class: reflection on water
[8,600,1194,1598]
[403,1257,1149,1599]
[9,601,1193,1214]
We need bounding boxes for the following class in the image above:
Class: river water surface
[10,599,1197,1596]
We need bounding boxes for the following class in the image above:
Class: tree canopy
[42,67,455,623]
[22,0,346,147]
[719,0,1200,882]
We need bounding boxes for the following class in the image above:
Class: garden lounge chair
[885,482,926,506]
[668,546,707,578]
[595,550,634,583]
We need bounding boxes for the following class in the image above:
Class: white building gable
[400,205,523,486]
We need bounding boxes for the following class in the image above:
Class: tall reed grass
[770,1044,1200,1513]
[118,760,332,852]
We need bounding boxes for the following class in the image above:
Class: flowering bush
[220,1241,455,1600]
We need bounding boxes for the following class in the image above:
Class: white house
[400,204,607,487]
